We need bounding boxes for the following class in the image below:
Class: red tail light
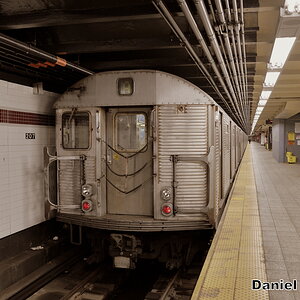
[82,200,92,212]
[162,204,172,216]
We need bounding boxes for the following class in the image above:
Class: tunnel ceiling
[0,0,298,132]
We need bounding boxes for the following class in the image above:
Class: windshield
[62,111,90,149]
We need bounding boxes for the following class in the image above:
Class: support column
[272,119,285,162]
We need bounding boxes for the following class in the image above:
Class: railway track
[1,241,209,300]
[27,260,120,300]
[0,247,83,300]
[144,267,201,300]
[144,255,205,300]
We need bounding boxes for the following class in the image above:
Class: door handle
[107,148,112,164]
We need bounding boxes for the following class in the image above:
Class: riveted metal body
[45,70,247,267]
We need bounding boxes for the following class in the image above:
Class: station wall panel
[0,79,58,239]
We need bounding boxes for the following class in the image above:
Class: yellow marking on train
[192,146,269,299]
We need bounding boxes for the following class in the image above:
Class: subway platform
[192,142,300,300]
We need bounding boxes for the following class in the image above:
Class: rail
[0,247,83,300]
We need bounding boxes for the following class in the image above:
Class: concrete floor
[252,142,300,300]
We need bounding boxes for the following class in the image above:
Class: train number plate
[25,133,35,139]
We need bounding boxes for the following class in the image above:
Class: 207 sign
[25,133,36,139]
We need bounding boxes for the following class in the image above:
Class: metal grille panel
[158,105,208,213]
[59,159,82,207]
[58,156,96,211]
[84,157,96,182]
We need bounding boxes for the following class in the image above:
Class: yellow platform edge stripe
[192,146,269,300]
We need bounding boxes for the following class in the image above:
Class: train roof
[54,70,215,108]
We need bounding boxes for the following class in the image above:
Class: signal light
[81,200,92,212]
[160,187,172,201]
[162,204,172,216]
[82,184,93,197]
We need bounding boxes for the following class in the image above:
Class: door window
[62,111,90,149]
[115,113,147,152]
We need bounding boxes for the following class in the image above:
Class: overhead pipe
[228,27,245,103]
[226,0,248,122]
[214,0,226,25]
[152,0,243,127]
[233,0,249,130]
[0,33,94,76]
[223,30,244,104]
[207,0,236,96]
[152,0,238,121]
[176,0,243,125]
[232,0,246,105]
[212,0,247,122]
[196,0,246,123]
[214,0,245,108]
[192,0,246,126]
[224,0,244,103]
[240,0,250,130]
[207,0,217,23]
[152,1,211,82]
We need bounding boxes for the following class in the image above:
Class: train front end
[46,70,220,268]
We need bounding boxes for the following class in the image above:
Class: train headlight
[118,77,134,95]
[82,184,93,197]
[81,200,93,212]
[160,187,172,201]
[161,204,173,216]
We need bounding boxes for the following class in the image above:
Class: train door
[215,109,222,223]
[106,107,153,216]
[229,121,233,179]
[222,116,231,197]
[231,124,236,178]
[220,112,223,200]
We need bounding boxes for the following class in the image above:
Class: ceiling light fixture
[268,37,296,69]
[284,0,300,14]
[260,91,272,100]
[263,71,281,87]
[258,100,268,106]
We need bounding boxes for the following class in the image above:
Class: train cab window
[115,113,147,152]
[62,111,90,149]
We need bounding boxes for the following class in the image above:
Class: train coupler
[109,233,142,269]
[70,224,82,245]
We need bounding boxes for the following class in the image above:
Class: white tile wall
[1,80,57,114]
[0,80,58,239]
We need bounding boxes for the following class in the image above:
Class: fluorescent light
[256,107,263,113]
[269,37,296,69]
[284,0,300,13]
[263,72,280,87]
[260,91,272,100]
[258,100,268,106]
[285,0,299,6]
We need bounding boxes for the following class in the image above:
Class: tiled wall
[0,109,55,126]
[0,79,58,239]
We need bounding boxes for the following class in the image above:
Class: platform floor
[192,143,300,300]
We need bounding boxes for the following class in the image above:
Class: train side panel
[154,104,211,223]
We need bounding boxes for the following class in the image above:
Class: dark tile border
[0,109,54,126]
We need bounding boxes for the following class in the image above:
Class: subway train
[45,70,247,268]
